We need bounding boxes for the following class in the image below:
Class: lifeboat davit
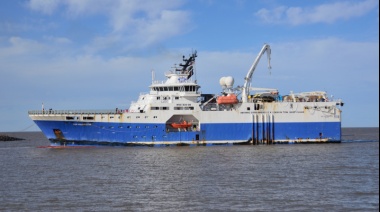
[171,121,192,128]
[217,94,238,104]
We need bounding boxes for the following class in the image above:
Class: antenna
[151,69,155,84]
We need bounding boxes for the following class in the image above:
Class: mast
[178,50,197,79]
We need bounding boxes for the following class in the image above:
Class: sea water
[0,128,378,211]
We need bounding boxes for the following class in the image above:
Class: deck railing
[28,109,122,115]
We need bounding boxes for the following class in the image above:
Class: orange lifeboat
[217,94,238,104]
[171,120,192,129]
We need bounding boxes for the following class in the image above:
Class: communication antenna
[151,69,155,84]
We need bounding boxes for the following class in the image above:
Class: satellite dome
[219,77,226,87]
[224,76,234,88]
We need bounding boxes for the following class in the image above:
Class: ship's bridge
[149,84,200,93]
[149,70,200,95]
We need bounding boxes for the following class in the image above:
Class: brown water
[0,128,378,211]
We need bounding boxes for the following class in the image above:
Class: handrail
[28,109,125,115]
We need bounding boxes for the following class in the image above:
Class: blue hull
[34,120,341,146]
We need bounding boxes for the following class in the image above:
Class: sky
[0,0,378,132]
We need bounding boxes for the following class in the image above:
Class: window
[174,106,194,110]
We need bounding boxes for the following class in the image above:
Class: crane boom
[241,44,271,103]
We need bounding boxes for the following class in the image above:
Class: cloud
[131,10,192,48]
[26,0,192,52]
[255,0,378,25]
[43,36,72,44]
[27,0,61,15]
[0,37,47,57]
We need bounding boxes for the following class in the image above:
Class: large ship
[29,44,344,146]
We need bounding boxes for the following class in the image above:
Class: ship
[28,44,344,146]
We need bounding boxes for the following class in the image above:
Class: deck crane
[241,44,272,103]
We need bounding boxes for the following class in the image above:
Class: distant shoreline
[0,134,25,141]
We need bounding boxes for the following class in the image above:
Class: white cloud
[132,10,192,47]
[27,0,61,15]
[43,36,72,44]
[0,37,46,57]
[102,1,191,50]
[63,0,109,16]
[255,0,378,25]
[26,0,191,52]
